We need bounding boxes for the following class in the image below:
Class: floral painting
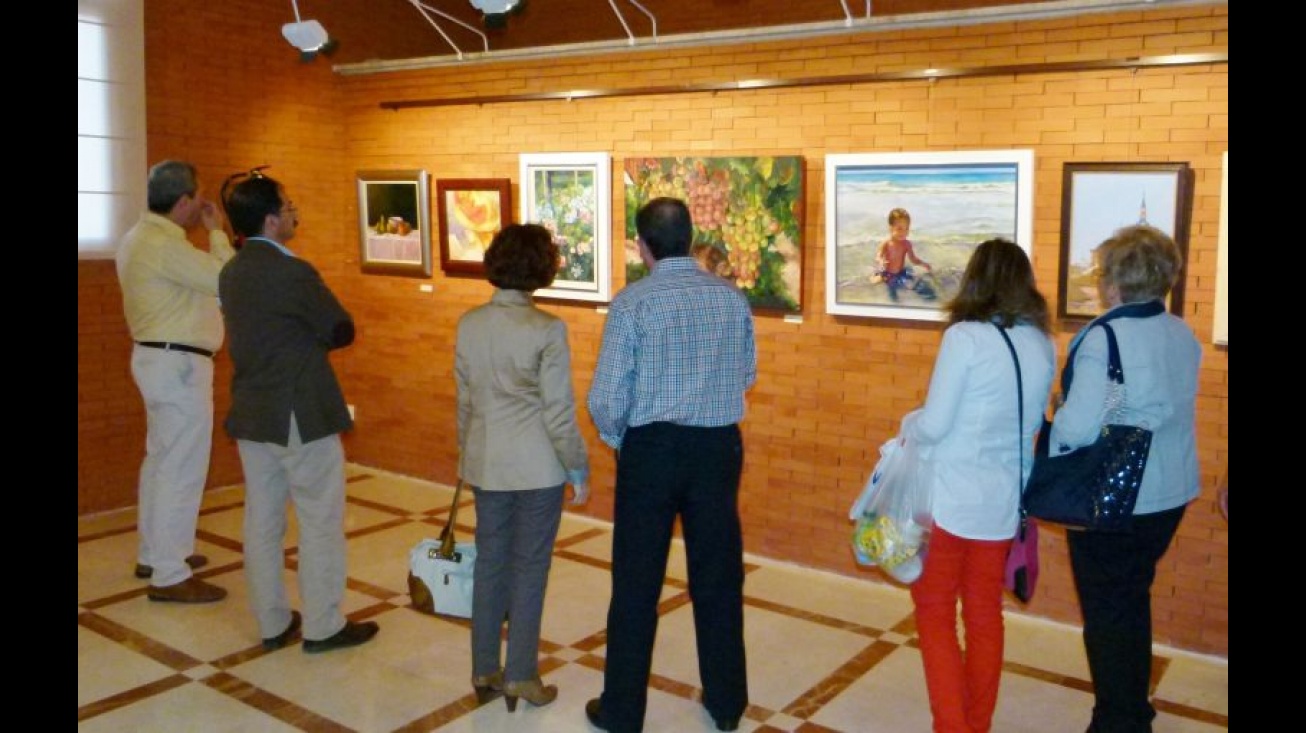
[519,152,611,303]
[623,156,804,313]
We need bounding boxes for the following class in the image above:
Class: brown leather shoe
[135,554,209,579]
[147,576,227,603]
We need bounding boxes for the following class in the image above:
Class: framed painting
[1058,162,1194,321]
[519,152,611,303]
[825,150,1034,321]
[623,156,805,314]
[1213,152,1228,346]
[436,178,512,276]
[357,169,432,277]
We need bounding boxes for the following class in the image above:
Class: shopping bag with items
[850,415,932,584]
[407,481,476,618]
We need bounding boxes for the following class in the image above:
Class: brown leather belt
[136,341,215,358]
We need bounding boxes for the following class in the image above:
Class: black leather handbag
[1024,323,1150,532]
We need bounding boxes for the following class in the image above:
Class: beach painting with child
[825,151,1034,321]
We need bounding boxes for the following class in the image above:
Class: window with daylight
[78,0,145,258]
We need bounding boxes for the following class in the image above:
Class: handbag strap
[1061,301,1151,394]
[438,479,466,559]
[993,324,1030,539]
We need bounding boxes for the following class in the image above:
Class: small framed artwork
[1058,162,1194,321]
[623,156,805,314]
[519,152,611,303]
[436,178,512,276]
[825,150,1034,321]
[1213,152,1228,346]
[357,169,432,277]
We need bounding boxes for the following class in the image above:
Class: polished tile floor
[79,466,1228,732]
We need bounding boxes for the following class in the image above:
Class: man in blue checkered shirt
[585,197,756,733]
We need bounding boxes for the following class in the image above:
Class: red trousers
[910,524,1012,733]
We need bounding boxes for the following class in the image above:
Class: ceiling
[306,0,1067,67]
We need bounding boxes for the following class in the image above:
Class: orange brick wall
[76,1,1227,655]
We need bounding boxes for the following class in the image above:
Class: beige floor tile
[78,506,138,537]
[812,646,934,732]
[990,666,1096,732]
[228,607,461,732]
[539,556,621,647]
[349,472,457,515]
[450,663,602,732]
[77,624,176,707]
[1003,611,1093,679]
[78,682,303,733]
[1153,651,1230,717]
[650,600,869,714]
[744,560,916,630]
[347,522,456,597]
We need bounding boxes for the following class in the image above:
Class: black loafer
[262,610,302,650]
[585,697,608,730]
[302,620,379,654]
[715,717,740,732]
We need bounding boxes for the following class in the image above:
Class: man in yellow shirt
[115,160,233,603]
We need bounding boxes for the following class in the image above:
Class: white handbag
[408,480,476,619]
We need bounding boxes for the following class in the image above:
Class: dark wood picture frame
[436,178,512,276]
[1057,162,1193,321]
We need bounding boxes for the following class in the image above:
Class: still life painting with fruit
[361,177,425,269]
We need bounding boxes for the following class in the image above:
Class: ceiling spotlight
[469,0,525,29]
[282,1,336,60]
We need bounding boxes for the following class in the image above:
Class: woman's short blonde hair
[1094,225,1183,304]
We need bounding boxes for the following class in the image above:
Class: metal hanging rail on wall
[377,52,1227,111]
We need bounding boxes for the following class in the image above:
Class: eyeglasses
[278,201,298,216]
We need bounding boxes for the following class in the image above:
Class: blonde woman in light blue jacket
[1049,225,1200,733]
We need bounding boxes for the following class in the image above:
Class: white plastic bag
[850,414,932,583]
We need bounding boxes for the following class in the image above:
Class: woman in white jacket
[907,239,1055,733]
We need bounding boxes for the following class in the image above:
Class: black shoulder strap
[993,325,1027,506]
[994,324,1032,540]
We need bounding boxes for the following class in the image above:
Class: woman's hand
[567,468,590,505]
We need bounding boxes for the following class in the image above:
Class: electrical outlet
[348,404,356,420]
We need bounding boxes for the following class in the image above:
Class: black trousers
[599,422,748,732]
[1068,505,1186,733]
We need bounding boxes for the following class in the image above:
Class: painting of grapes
[623,156,804,313]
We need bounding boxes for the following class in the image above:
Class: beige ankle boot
[503,678,557,711]
[471,670,503,705]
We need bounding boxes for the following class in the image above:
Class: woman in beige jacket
[455,223,590,711]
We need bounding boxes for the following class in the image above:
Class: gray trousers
[237,415,347,642]
[470,484,564,682]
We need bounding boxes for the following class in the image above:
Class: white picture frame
[519,152,612,303]
[824,149,1035,321]
[1213,151,1228,346]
